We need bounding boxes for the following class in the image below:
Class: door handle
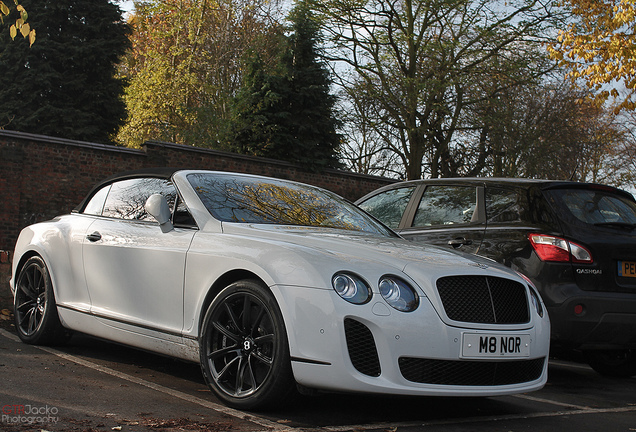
[86,232,102,242]
[448,237,473,248]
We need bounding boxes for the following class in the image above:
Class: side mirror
[145,194,174,233]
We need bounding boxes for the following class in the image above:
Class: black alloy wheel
[14,256,69,345]
[199,280,295,410]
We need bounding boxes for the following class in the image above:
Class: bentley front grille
[436,275,529,324]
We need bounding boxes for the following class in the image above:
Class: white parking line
[321,405,636,431]
[0,329,292,432]
[549,359,594,370]
[512,393,590,410]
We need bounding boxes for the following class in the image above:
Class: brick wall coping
[0,129,142,155]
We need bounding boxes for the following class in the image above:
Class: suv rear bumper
[547,292,636,351]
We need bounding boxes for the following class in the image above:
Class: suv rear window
[546,188,636,226]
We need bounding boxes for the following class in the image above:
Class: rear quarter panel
[12,215,94,312]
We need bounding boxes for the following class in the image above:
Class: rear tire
[14,256,70,345]
[585,349,636,377]
[199,280,295,410]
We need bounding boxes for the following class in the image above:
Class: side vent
[344,318,381,377]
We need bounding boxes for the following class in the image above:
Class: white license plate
[462,333,530,358]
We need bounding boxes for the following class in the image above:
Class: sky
[118,1,134,14]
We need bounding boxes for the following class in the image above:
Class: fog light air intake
[344,318,381,377]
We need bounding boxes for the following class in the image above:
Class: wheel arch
[197,269,268,333]
[14,249,42,274]
[11,248,46,295]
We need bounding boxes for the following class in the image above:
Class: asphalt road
[1,325,636,432]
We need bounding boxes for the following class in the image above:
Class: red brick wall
[0,130,394,253]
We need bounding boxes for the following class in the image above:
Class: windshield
[188,173,396,236]
[546,187,636,226]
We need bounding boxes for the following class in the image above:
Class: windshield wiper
[594,222,636,230]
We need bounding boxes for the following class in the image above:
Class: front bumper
[275,285,550,397]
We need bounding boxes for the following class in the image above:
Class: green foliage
[117,0,285,149]
[225,52,285,155]
[0,0,130,142]
[226,0,342,170]
[117,1,210,147]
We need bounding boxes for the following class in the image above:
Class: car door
[478,185,538,266]
[398,183,486,254]
[82,177,196,336]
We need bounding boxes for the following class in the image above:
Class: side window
[485,187,525,223]
[83,185,111,216]
[412,185,477,227]
[102,178,177,222]
[357,187,416,229]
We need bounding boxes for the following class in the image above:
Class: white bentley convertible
[10,169,550,410]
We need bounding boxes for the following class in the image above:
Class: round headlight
[379,276,419,312]
[332,273,372,304]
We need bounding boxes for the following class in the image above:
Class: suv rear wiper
[594,222,636,230]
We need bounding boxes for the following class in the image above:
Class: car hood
[220,223,518,284]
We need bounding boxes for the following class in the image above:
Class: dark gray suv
[356,178,636,377]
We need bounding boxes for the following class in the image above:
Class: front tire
[199,280,295,410]
[14,256,70,345]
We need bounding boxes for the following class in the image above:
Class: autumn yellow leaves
[0,0,35,46]
[548,0,636,113]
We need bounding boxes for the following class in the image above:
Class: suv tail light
[528,234,593,264]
